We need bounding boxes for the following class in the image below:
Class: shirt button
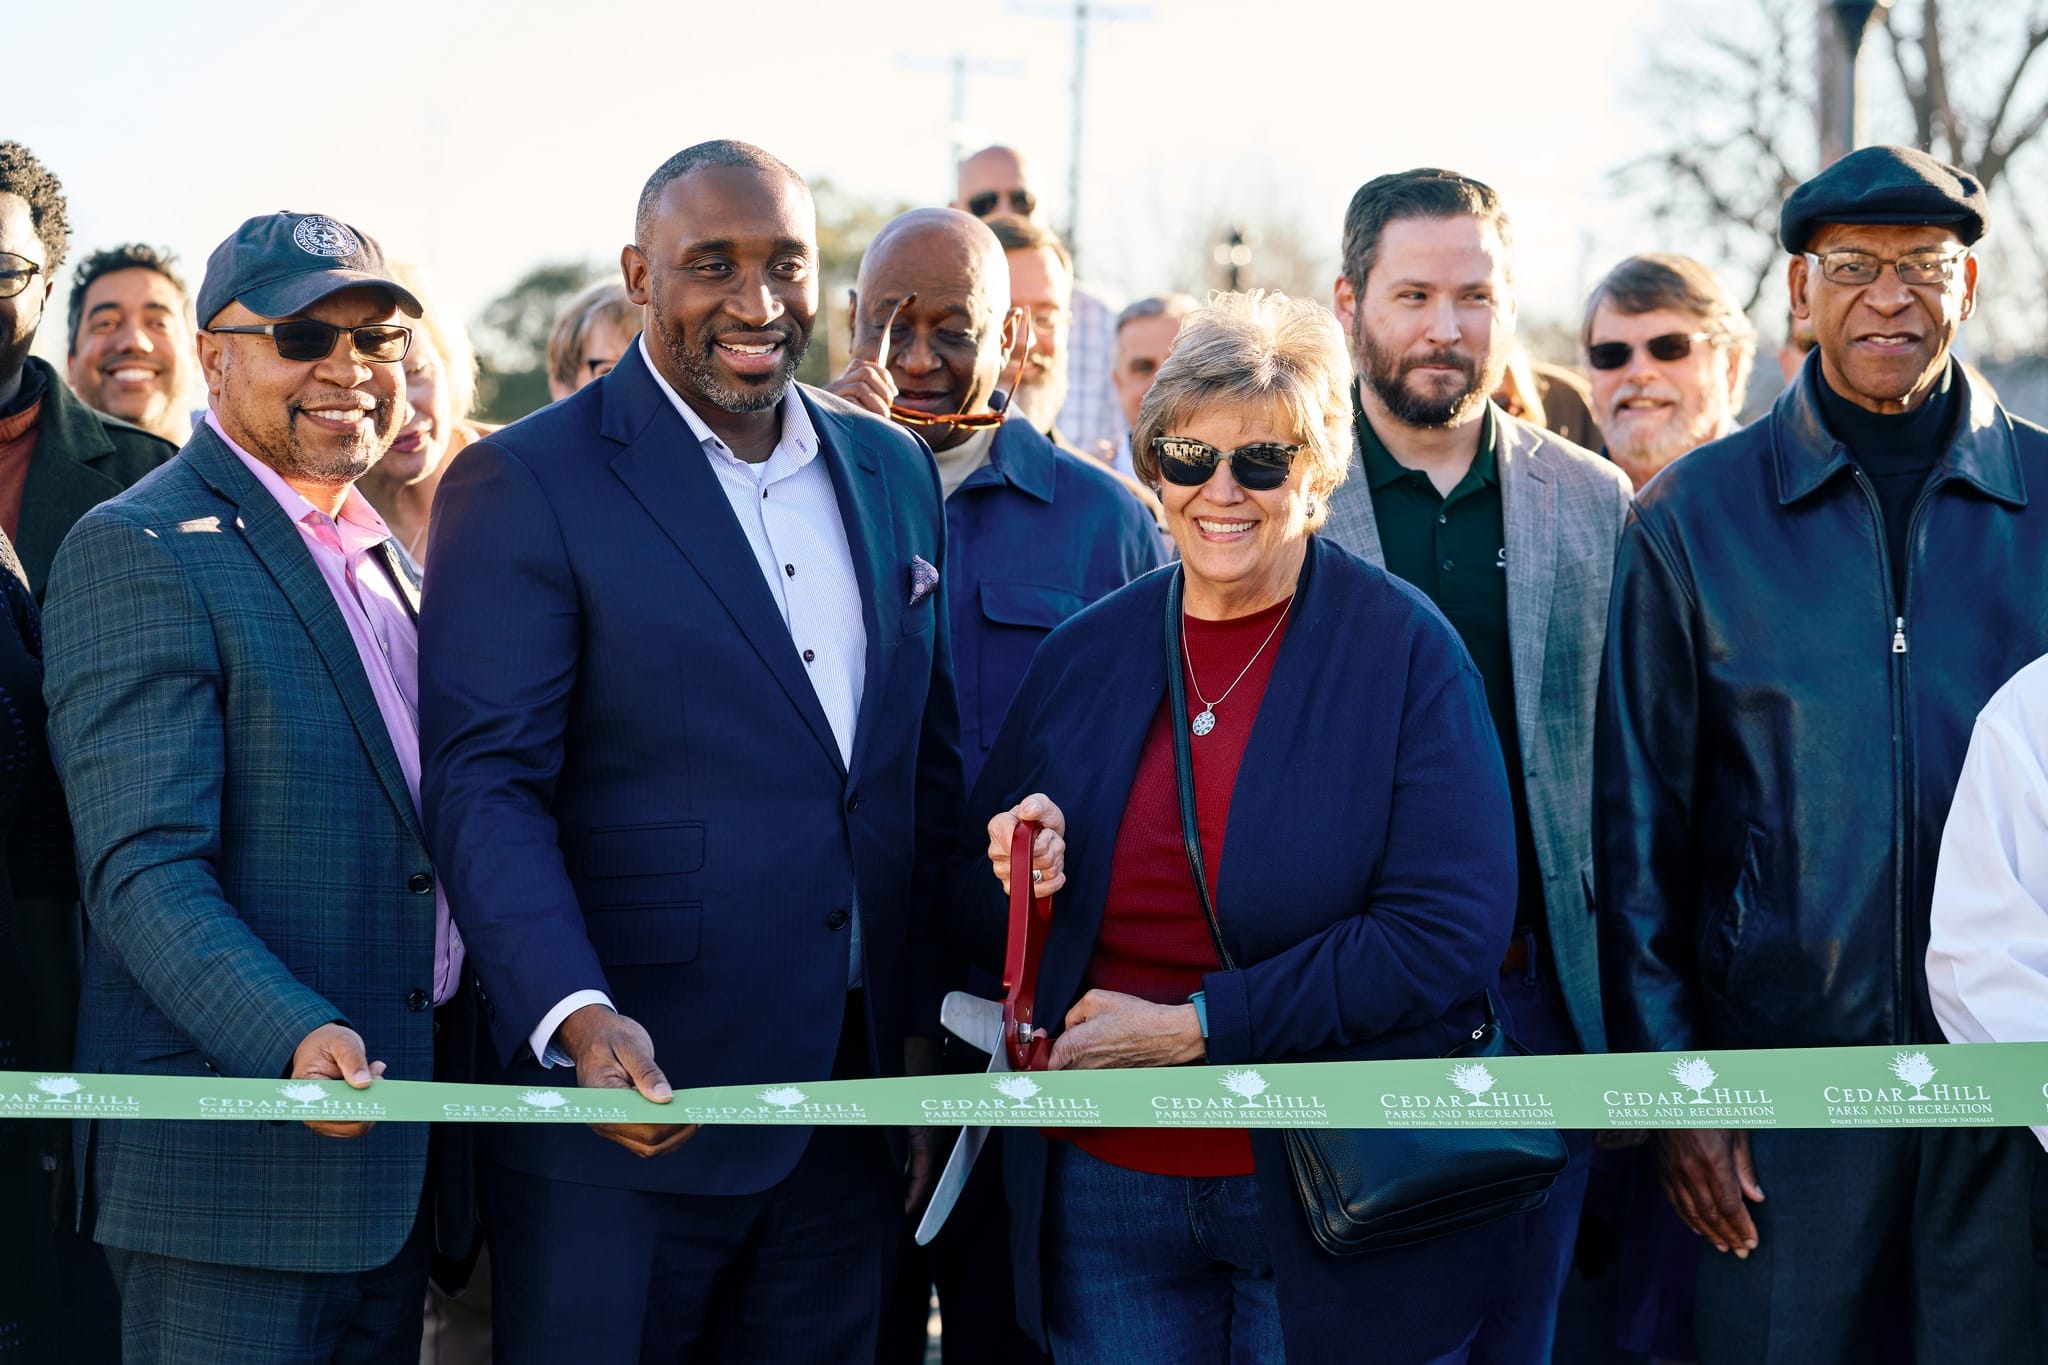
[826,908,850,931]
[406,989,430,1012]
[408,873,433,895]
[803,648,816,663]
[1441,560,1454,572]
[1438,513,1449,525]
[785,563,796,577]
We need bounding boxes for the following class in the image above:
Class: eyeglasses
[1586,332,1712,371]
[1150,436,1304,491]
[872,294,1039,431]
[1803,248,1969,288]
[0,252,44,300]
[206,321,413,364]
[966,188,1038,219]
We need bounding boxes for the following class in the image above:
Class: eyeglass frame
[1585,331,1714,372]
[965,188,1038,220]
[0,252,46,301]
[867,294,1041,432]
[204,320,414,364]
[1148,435,1307,492]
[1802,247,1971,288]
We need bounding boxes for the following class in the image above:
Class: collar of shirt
[1353,386,1499,498]
[204,411,397,554]
[637,333,821,481]
[935,423,999,500]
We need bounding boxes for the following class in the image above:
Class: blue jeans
[1043,1143,1284,1364]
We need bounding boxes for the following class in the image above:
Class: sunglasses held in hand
[1586,331,1711,372]
[1150,436,1303,491]
[205,320,414,364]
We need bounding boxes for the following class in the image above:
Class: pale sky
[20,0,1686,368]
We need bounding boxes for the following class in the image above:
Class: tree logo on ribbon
[34,1077,82,1103]
[759,1087,807,1113]
[520,1090,569,1110]
[1670,1057,1719,1104]
[1221,1070,1270,1107]
[1889,1051,1938,1101]
[279,1082,329,1108]
[1449,1063,1496,1105]
[993,1076,1042,1108]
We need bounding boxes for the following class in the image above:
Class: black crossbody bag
[1164,571,1567,1255]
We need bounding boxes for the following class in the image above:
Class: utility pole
[1819,0,1891,165]
[896,52,1021,194]
[1014,0,1149,269]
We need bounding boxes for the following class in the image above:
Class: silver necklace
[1182,597,1293,737]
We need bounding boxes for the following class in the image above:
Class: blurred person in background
[1778,307,1817,384]
[955,145,1122,455]
[0,143,173,601]
[546,280,640,401]
[1494,344,1602,452]
[357,262,492,565]
[1108,293,1196,479]
[1325,167,1632,1364]
[1582,254,1754,490]
[65,243,197,445]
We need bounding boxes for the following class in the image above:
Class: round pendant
[1191,708,1216,737]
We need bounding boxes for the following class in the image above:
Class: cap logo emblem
[292,215,361,258]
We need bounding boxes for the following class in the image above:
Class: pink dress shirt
[208,413,464,1004]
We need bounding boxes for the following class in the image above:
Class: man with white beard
[1582,254,1756,489]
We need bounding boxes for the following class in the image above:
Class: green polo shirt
[1357,399,1545,940]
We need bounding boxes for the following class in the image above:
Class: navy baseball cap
[196,211,423,326]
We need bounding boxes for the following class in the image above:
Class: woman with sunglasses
[958,291,1519,1363]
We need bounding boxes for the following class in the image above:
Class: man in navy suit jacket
[419,142,962,1364]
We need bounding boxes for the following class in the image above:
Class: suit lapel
[806,395,892,782]
[185,428,424,844]
[1498,416,1555,752]
[602,351,847,774]
[1324,429,1386,566]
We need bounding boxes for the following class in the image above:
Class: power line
[1012,0,1151,267]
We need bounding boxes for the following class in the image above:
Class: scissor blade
[913,1121,991,1245]
[940,991,1006,1058]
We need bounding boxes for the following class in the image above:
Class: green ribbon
[5,1041,2047,1128]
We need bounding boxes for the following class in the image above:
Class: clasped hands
[987,794,1206,1071]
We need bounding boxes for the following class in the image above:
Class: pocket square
[909,554,939,606]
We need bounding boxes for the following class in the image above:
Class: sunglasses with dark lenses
[1586,331,1711,371]
[966,188,1038,219]
[206,321,413,364]
[1151,436,1303,491]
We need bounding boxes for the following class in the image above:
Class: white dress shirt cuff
[532,990,615,1069]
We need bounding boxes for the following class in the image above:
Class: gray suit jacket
[1322,403,1631,1051]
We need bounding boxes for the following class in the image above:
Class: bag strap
[1165,570,1238,972]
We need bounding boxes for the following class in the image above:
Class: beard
[653,306,810,415]
[1605,383,1731,478]
[1355,321,1508,429]
[1004,352,1069,433]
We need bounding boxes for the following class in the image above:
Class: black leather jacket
[1597,359,2048,1052]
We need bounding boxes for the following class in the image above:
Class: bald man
[952,146,1124,458]
[829,209,1157,1364]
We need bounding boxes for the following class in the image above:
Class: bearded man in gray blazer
[1322,168,1631,1365]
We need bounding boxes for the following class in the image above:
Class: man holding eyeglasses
[1598,145,2048,1362]
[40,210,476,1361]
[1322,168,1633,1364]
[1581,253,1756,490]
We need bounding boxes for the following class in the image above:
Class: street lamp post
[1820,0,1891,165]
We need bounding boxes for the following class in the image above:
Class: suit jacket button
[845,792,861,812]
[406,989,430,1012]
[826,908,850,930]
[408,873,433,895]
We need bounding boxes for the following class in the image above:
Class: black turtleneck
[1815,361,1958,606]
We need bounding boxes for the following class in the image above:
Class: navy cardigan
[957,533,1520,1362]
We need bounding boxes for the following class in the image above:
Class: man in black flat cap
[1597,144,2048,1363]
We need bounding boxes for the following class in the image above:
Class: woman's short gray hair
[1131,290,1351,529]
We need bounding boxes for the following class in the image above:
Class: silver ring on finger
[1031,869,1044,885]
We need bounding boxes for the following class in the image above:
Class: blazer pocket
[979,580,1089,631]
[584,903,702,966]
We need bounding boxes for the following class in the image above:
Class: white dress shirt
[531,341,870,1066]
[1928,651,2048,1151]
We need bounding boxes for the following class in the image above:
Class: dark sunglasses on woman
[205,320,414,364]
[1586,331,1710,371]
[1150,435,1303,491]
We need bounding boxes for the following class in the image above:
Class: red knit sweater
[1069,595,1291,1177]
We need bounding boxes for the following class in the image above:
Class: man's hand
[555,1003,697,1158]
[824,293,911,418]
[1656,1128,1765,1256]
[988,793,1068,898]
[290,1022,386,1139]
[1049,990,1204,1071]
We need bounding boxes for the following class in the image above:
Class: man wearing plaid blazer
[41,212,474,1363]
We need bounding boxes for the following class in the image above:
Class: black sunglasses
[966,188,1038,219]
[1151,435,1303,491]
[206,321,413,364]
[1586,331,1710,371]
